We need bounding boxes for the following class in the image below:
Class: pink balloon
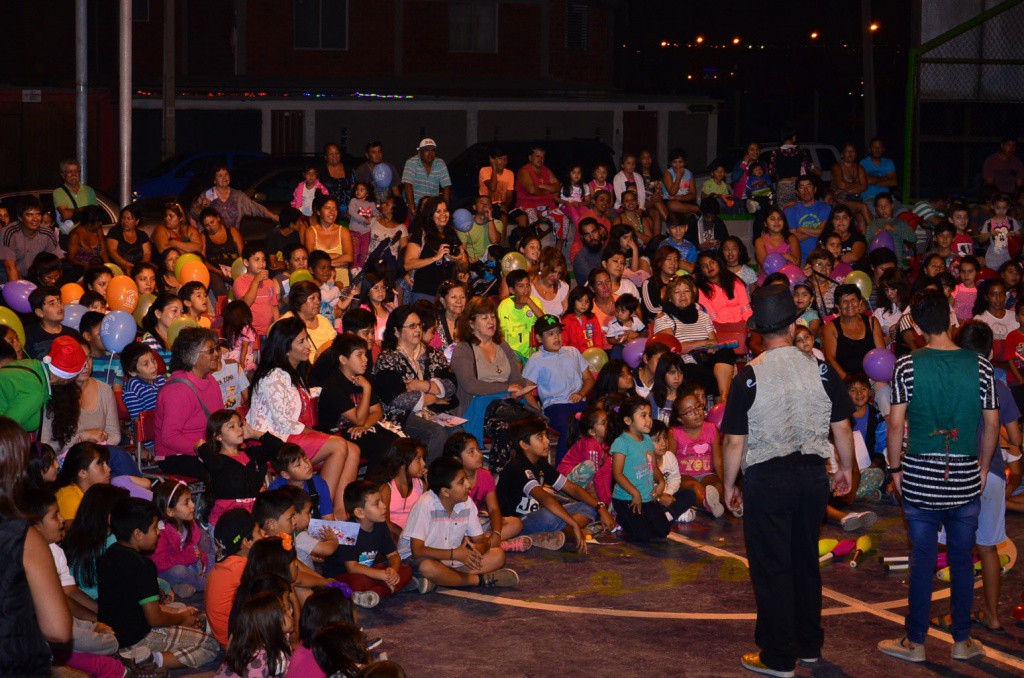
[706,402,726,428]
[832,262,853,281]
[779,264,806,286]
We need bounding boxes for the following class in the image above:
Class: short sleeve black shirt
[97,543,161,647]
[336,521,396,568]
[495,452,566,517]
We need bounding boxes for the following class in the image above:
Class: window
[132,0,150,22]
[295,0,348,50]
[449,2,498,53]
[566,3,589,51]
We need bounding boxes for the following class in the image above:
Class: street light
[869,22,879,32]
[695,35,705,44]
[732,37,741,45]
[810,31,819,40]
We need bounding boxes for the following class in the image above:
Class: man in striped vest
[879,288,999,663]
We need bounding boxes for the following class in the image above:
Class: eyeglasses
[202,345,220,355]
[402,322,423,330]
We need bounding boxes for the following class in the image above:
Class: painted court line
[437,535,1024,672]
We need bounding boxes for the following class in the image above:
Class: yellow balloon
[0,306,25,346]
[230,257,247,280]
[289,269,314,286]
[105,262,125,277]
[501,252,528,274]
[166,317,200,348]
[582,347,609,373]
[133,293,157,325]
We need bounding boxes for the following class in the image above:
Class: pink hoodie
[291,180,329,210]
[557,436,613,505]
[150,520,208,573]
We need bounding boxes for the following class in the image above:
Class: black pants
[664,487,698,520]
[743,453,829,671]
[612,498,670,543]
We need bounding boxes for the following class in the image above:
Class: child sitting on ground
[331,480,414,608]
[97,497,219,671]
[25,486,124,673]
[610,397,671,542]
[444,432,530,552]
[120,342,167,421]
[279,485,340,571]
[232,241,280,338]
[150,480,215,600]
[495,417,616,551]
[399,457,519,594]
[269,443,336,521]
[670,389,729,518]
[522,314,596,463]
[178,281,213,328]
[649,420,699,523]
[369,438,427,544]
[206,508,260,648]
[557,406,613,508]
[218,589,294,677]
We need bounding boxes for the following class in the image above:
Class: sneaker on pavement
[531,531,566,551]
[951,638,985,660]
[878,636,926,663]
[416,576,437,595]
[479,568,519,588]
[501,536,533,552]
[704,486,725,518]
[352,590,381,609]
[740,652,794,677]
[676,507,697,523]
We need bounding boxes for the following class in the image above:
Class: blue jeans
[107,445,142,478]
[461,392,509,444]
[544,401,588,465]
[903,498,980,643]
[520,501,596,535]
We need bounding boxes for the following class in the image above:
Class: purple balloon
[863,348,896,382]
[762,252,787,275]
[2,279,36,314]
[869,230,895,253]
[622,337,648,369]
[780,264,806,286]
[100,310,137,354]
[61,303,87,331]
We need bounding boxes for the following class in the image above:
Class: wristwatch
[595,502,607,511]
[887,464,902,473]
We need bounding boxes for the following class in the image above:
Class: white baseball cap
[417,138,438,150]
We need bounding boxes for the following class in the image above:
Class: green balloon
[174,253,203,280]
[166,317,200,348]
[289,269,315,286]
[230,257,247,280]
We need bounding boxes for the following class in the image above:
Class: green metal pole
[902,47,917,200]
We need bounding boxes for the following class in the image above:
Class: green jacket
[0,359,50,432]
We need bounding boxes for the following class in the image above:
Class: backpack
[483,397,546,474]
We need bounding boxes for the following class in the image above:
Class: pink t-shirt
[284,645,324,678]
[225,325,258,374]
[672,422,718,477]
[388,477,424,528]
[557,436,613,505]
[952,284,977,322]
[232,274,279,337]
[469,468,496,510]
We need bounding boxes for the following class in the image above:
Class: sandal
[929,613,953,632]
[970,610,1007,635]
[500,536,533,552]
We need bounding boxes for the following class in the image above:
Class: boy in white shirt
[400,457,519,594]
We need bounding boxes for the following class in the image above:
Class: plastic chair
[134,410,206,502]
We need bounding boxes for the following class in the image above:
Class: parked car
[446,139,616,207]
[694,143,841,197]
[0,188,156,239]
[176,152,362,243]
[133,150,268,200]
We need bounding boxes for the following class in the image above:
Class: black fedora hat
[747,284,800,333]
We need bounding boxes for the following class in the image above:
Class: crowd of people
[0,131,1021,676]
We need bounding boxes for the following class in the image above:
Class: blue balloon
[452,208,474,233]
[371,163,392,189]
[62,303,88,331]
[100,310,137,354]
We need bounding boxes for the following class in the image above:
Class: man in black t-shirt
[24,285,81,360]
[97,498,219,670]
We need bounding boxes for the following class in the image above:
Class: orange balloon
[61,283,85,306]
[105,275,140,313]
[178,260,211,288]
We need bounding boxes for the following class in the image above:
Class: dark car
[176,152,363,243]
[134,150,268,200]
[446,139,616,208]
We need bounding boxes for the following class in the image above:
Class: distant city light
[732,37,741,45]
[810,31,819,40]
[660,40,668,47]
[869,22,879,32]
[695,35,705,44]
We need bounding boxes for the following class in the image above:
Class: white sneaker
[704,486,725,518]
[352,590,381,608]
[676,507,697,523]
[841,511,878,532]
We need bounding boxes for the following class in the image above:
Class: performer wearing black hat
[720,283,856,677]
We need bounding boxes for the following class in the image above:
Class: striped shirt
[652,309,715,364]
[401,156,451,205]
[891,351,998,509]
[122,375,166,420]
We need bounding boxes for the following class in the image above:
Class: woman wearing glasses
[372,304,458,462]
